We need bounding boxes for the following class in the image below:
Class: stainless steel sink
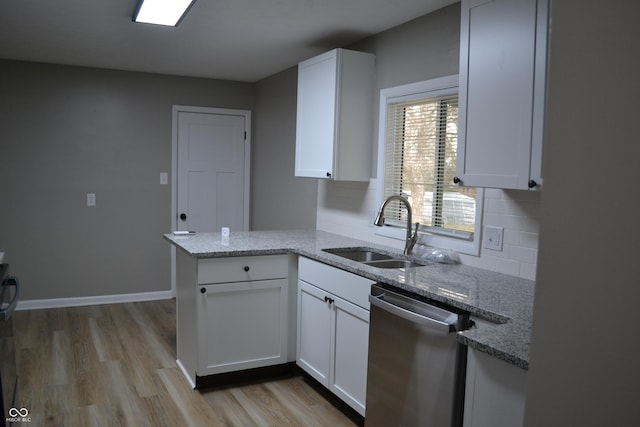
[323,248,394,262]
[364,259,426,269]
[322,247,428,269]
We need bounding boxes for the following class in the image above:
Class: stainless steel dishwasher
[365,284,470,427]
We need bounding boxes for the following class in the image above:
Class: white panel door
[177,110,248,232]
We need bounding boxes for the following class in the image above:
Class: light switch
[160,172,168,185]
[87,193,96,207]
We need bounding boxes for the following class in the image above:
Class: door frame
[170,105,252,295]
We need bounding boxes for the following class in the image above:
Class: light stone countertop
[164,229,534,370]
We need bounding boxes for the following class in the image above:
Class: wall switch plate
[87,193,96,207]
[160,172,168,185]
[484,226,504,251]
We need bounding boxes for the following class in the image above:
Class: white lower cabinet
[197,278,288,376]
[297,257,373,416]
[175,252,290,387]
[463,348,527,427]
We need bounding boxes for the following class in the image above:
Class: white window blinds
[383,94,477,240]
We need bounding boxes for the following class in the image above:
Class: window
[376,76,483,255]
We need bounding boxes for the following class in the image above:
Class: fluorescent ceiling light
[133,0,197,27]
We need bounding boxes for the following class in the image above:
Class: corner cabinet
[176,252,291,388]
[297,257,374,416]
[456,0,548,190]
[295,48,375,181]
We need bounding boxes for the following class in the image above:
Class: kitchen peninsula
[165,229,534,370]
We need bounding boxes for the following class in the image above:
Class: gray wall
[349,2,461,175]
[524,1,640,425]
[250,3,460,231]
[251,66,317,230]
[252,3,462,235]
[0,60,253,300]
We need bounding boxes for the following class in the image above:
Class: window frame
[375,75,483,256]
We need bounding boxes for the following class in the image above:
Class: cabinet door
[463,349,527,427]
[295,50,337,179]
[330,297,370,416]
[197,279,288,376]
[457,0,540,189]
[297,280,332,386]
[295,49,375,181]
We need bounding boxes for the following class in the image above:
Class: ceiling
[0,0,458,82]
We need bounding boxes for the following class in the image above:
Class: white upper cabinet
[295,48,375,181]
[456,0,548,190]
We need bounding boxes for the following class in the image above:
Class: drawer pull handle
[244,266,250,272]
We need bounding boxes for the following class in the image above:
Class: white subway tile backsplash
[501,215,539,234]
[476,189,540,280]
[479,255,521,277]
[519,262,538,281]
[510,245,537,264]
[520,232,539,249]
[486,198,512,215]
[484,188,505,199]
[503,229,521,246]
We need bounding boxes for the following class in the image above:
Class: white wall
[524,1,640,425]
[316,4,540,280]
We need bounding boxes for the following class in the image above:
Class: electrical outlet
[160,172,168,185]
[483,226,503,251]
[87,193,96,207]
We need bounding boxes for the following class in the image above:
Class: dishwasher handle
[369,292,458,335]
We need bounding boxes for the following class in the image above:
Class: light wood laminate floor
[13,299,357,427]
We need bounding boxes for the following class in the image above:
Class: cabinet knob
[179,213,187,221]
[244,266,250,272]
[453,176,461,185]
[326,172,332,178]
[528,179,537,189]
[200,287,206,294]
[324,296,334,305]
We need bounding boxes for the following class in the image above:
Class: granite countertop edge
[164,230,534,370]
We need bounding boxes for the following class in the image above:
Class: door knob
[179,213,187,221]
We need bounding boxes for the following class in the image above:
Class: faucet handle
[406,222,420,255]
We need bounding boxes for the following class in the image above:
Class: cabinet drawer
[298,257,373,309]
[197,254,288,284]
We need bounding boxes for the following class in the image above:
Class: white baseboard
[17,290,175,311]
